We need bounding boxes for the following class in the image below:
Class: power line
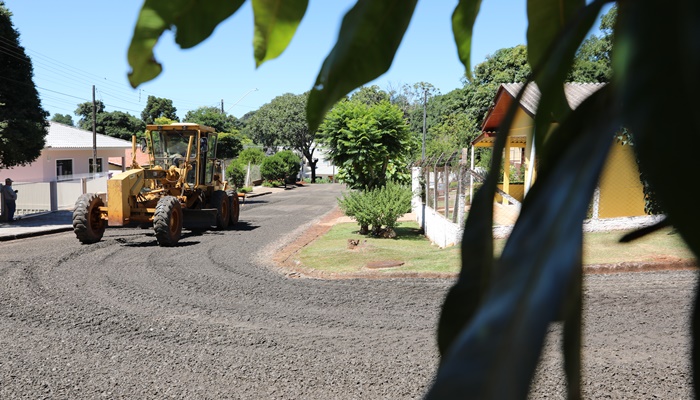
[0,36,230,117]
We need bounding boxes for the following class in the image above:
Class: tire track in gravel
[5,184,695,399]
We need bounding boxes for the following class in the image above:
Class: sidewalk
[0,185,286,242]
[0,210,74,242]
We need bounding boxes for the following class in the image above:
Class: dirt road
[0,183,696,398]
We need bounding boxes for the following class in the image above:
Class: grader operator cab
[72,123,240,246]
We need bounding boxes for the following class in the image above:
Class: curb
[0,226,73,242]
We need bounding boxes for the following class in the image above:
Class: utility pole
[221,99,224,113]
[92,85,97,177]
[421,87,427,161]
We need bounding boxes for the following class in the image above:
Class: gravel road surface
[0,183,696,399]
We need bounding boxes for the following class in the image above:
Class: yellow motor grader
[72,123,240,246]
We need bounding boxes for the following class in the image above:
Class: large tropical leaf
[428,87,618,399]
[527,0,584,69]
[451,0,483,81]
[306,0,418,132]
[613,1,700,395]
[528,0,608,155]
[128,0,245,88]
[436,79,526,358]
[252,0,308,66]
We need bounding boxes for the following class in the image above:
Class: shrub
[261,155,287,182]
[261,150,300,183]
[338,181,413,237]
[225,159,246,189]
[275,150,301,183]
[238,147,266,165]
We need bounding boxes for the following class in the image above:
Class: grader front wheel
[228,190,240,226]
[73,193,106,244]
[154,196,183,246]
[212,190,230,230]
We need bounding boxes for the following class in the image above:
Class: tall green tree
[184,106,239,133]
[350,85,390,105]
[141,95,178,124]
[237,147,265,165]
[75,100,105,131]
[51,113,74,126]
[244,93,320,182]
[75,102,145,140]
[96,111,146,141]
[127,1,700,398]
[569,5,616,83]
[216,132,243,159]
[0,2,48,168]
[317,99,414,191]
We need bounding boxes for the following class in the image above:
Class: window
[56,159,73,180]
[89,158,103,173]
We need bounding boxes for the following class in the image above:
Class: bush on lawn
[338,181,412,237]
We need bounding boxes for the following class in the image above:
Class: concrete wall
[412,167,464,248]
[1,148,125,183]
[411,165,662,248]
[1,176,109,217]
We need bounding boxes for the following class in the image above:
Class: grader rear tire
[212,190,230,230]
[73,193,106,244]
[154,196,183,246]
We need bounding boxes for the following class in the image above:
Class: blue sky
[3,1,609,120]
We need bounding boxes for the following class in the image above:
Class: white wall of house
[0,148,125,183]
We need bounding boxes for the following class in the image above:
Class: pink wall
[0,148,127,183]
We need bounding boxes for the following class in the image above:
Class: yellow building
[472,82,646,219]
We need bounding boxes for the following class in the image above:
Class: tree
[472,44,531,86]
[217,132,243,159]
[350,85,390,105]
[75,100,105,131]
[0,3,48,168]
[237,147,265,166]
[569,5,615,83]
[127,2,700,398]
[153,116,177,125]
[317,99,414,191]
[75,102,145,140]
[244,93,320,182]
[184,106,239,133]
[96,111,146,141]
[51,114,74,126]
[141,95,178,124]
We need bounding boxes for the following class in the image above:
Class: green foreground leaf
[252,0,308,66]
[128,0,245,88]
[306,0,418,131]
[428,88,618,400]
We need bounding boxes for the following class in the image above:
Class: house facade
[1,121,132,183]
[472,82,646,219]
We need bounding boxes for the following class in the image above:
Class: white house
[0,121,132,183]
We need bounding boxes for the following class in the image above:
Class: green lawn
[295,222,695,276]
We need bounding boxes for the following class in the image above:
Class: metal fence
[414,150,469,224]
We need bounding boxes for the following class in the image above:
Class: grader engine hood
[107,168,145,226]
